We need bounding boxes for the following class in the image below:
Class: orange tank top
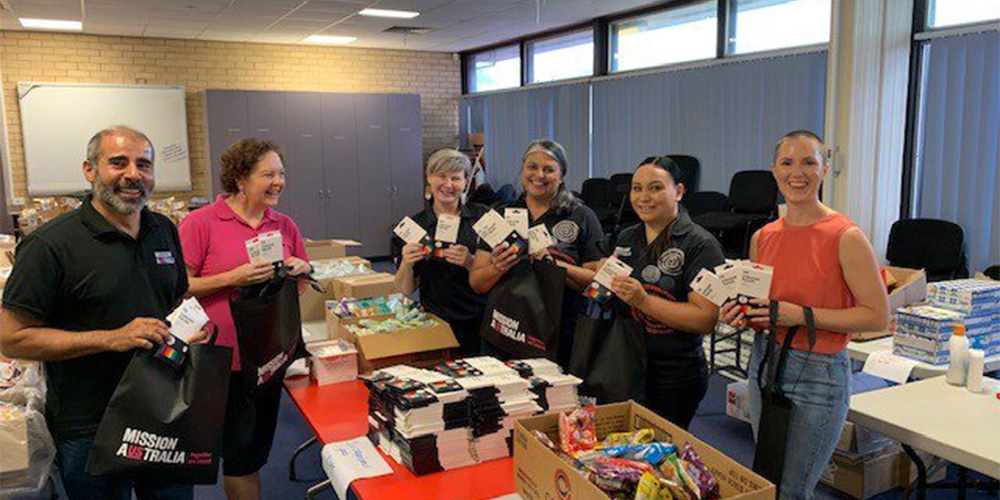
[756,212,857,354]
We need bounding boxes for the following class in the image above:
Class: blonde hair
[426,149,471,179]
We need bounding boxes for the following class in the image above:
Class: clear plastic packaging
[0,360,56,498]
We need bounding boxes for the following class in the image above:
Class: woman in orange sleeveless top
[721,130,889,500]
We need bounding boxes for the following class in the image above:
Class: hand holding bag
[479,258,566,360]
[569,301,647,404]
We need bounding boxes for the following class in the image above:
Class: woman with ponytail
[606,156,725,429]
[470,139,605,367]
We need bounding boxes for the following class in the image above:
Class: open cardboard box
[305,239,361,260]
[299,257,373,322]
[330,312,457,373]
[331,273,397,300]
[514,401,775,500]
[853,266,927,341]
[821,446,943,500]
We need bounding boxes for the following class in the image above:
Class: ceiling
[0,0,666,52]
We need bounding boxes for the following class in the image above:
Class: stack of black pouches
[363,356,581,476]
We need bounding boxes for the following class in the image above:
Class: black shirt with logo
[2,197,188,439]
[610,210,725,359]
[391,203,490,324]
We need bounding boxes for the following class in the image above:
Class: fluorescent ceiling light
[303,35,357,44]
[359,8,420,19]
[19,18,83,30]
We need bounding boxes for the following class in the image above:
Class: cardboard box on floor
[514,401,775,500]
[304,239,361,260]
[821,446,944,500]
[836,421,890,457]
[330,312,457,373]
[298,257,373,322]
[853,266,927,341]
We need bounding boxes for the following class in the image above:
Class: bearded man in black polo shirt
[0,126,201,500]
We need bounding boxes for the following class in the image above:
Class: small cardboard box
[305,239,361,260]
[332,273,397,300]
[853,267,927,341]
[836,421,890,457]
[307,339,358,385]
[514,401,775,500]
[726,379,752,424]
[0,412,29,474]
[821,447,942,500]
[299,257,374,322]
[330,312,458,373]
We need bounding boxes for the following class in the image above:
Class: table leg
[305,479,332,500]
[902,444,927,500]
[289,436,319,481]
[957,466,967,500]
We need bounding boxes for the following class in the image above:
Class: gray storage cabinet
[203,89,423,258]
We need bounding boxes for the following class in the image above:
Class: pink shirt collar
[211,193,278,226]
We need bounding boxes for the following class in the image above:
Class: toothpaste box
[895,305,999,340]
[893,330,999,361]
[926,279,1000,317]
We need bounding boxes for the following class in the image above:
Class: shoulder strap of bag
[769,304,817,388]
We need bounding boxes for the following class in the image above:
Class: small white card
[257,231,284,264]
[528,224,555,255]
[245,237,263,265]
[714,262,741,298]
[473,210,514,249]
[435,214,461,244]
[504,208,530,239]
[393,216,428,245]
[166,297,210,343]
[593,256,634,290]
[738,262,773,300]
[690,269,730,306]
[862,350,918,384]
[321,437,393,500]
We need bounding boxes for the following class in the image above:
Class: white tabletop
[847,337,1000,379]
[848,376,1000,478]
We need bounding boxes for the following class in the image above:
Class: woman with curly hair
[178,138,310,500]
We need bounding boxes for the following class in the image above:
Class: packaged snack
[666,454,702,500]
[559,405,597,455]
[658,478,691,500]
[604,442,676,465]
[598,456,655,473]
[635,471,662,500]
[533,430,557,450]
[602,428,656,448]
[681,443,720,499]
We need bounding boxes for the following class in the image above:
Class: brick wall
[0,31,461,200]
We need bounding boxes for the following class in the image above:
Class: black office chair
[467,182,496,206]
[886,219,969,282]
[684,191,729,217]
[694,170,778,258]
[985,265,999,281]
[581,178,619,229]
[667,155,700,197]
[493,184,516,207]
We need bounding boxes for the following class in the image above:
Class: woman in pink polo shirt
[178,138,309,500]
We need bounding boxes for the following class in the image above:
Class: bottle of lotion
[946,324,969,386]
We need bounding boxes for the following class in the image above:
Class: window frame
[465,43,523,94]
[525,27,597,84]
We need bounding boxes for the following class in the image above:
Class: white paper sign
[321,437,393,500]
[166,297,210,342]
[528,224,555,255]
[473,210,514,249]
[690,269,730,306]
[862,350,918,384]
[258,231,284,264]
[504,208,530,239]
[435,214,461,243]
[593,256,634,290]
[394,216,428,245]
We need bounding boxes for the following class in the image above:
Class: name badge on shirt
[154,251,175,265]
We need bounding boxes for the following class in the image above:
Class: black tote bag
[752,304,816,490]
[230,270,317,396]
[569,302,647,404]
[86,328,232,484]
[479,259,566,360]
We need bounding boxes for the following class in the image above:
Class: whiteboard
[17,83,191,195]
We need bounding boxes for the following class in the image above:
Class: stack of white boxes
[893,279,1000,364]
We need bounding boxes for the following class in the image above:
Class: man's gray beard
[93,181,147,215]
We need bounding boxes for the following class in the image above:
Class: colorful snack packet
[635,472,662,500]
[603,442,677,465]
[603,428,657,448]
[681,443,720,499]
[598,456,655,474]
[559,405,597,455]
[666,454,702,500]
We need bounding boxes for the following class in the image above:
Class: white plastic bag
[0,360,56,497]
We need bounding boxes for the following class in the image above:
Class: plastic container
[966,349,985,393]
[946,324,969,386]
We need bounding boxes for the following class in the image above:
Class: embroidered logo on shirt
[641,265,662,283]
[551,220,580,244]
[154,251,175,265]
[614,246,632,257]
[657,248,685,276]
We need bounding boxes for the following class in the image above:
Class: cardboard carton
[330,312,457,373]
[835,421,890,457]
[726,380,752,424]
[304,239,361,260]
[821,446,943,500]
[307,339,358,385]
[298,257,373,322]
[332,273,397,300]
[514,401,775,500]
[853,267,927,341]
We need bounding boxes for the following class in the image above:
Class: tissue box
[307,339,358,385]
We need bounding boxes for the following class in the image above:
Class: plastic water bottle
[946,324,969,386]
[967,349,985,393]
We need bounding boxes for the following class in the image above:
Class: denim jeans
[56,433,193,500]
[747,334,851,500]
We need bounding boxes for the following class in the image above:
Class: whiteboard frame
[17,82,191,196]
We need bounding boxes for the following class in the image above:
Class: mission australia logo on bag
[257,350,290,386]
[117,427,213,466]
[489,310,545,351]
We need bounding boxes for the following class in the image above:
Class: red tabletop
[284,377,515,500]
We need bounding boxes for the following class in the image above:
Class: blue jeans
[56,433,193,500]
[747,334,850,500]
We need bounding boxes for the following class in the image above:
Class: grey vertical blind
[591,51,827,192]
[914,30,1000,273]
